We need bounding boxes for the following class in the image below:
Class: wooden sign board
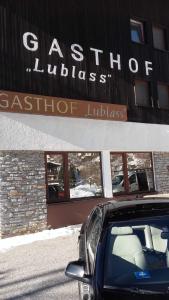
[0,90,127,122]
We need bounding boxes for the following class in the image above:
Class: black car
[65,199,169,299]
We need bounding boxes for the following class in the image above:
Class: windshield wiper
[104,285,169,295]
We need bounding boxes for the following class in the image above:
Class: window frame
[45,151,104,204]
[130,19,145,44]
[86,208,103,272]
[152,25,167,51]
[110,152,155,195]
[134,80,152,107]
[157,82,169,110]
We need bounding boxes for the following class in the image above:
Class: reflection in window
[127,153,154,192]
[46,154,65,203]
[134,81,150,107]
[104,216,169,288]
[111,154,125,194]
[130,19,144,44]
[153,26,166,50]
[110,153,154,194]
[158,83,169,109]
[68,153,103,199]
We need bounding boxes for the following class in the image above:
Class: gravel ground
[0,233,79,300]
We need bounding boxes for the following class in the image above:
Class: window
[129,174,137,184]
[127,153,154,193]
[104,216,169,288]
[46,154,65,203]
[134,80,150,106]
[110,152,154,195]
[153,26,166,50]
[68,152,103,199]
[158,83,169,109]
[111,154,125,193]
[46,152,103,203]
[130,19,145,44]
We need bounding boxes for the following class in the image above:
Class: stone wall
[1,150,169,238]
[153,152,169,193]
[0,151,47,238]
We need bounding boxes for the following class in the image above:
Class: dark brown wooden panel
[0,0,169,124]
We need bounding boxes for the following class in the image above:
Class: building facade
[1,0,169,238]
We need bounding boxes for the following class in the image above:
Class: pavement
[0,233,79,300]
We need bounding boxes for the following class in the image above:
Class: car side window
[87,209,102,263]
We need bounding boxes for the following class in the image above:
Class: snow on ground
[0,224,81,253]
[70,183,102,198]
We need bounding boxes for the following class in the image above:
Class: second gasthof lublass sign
[0,90,127,122]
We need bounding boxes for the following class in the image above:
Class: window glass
[158,84,169,109]
[127,153,154,192]
[153,27,166,50]
[134,81,150,106]
[111,154,125,194]
[87,209,102,261]
[68,153,103,199]
[130,19,144,43]
[127,153,152,169]
[104,216,169,290]
[46,154,65,203]
[110,152,154,195]
[129,174,137,184]
[88,217,102,258]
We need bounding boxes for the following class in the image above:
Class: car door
[86,208,102,274]
[78,208,102,300]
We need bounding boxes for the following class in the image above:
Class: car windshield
[104,215,169,293]
[112,175,123,185]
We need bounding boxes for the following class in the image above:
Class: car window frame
[85,207,103,273]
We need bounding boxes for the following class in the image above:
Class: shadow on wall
[1,112,129,150]
[0,113,129,150]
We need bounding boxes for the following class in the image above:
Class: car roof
[99,197,169,209]
[97,198,169,226]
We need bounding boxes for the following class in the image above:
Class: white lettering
[110,53,121,70]
[33,58,44,73]
[47,64,57,75]
[11,96,23,109]
[23,32,38,51]
[56,101,68,114]
[85,104,93,117]
[70,102,78,114]
[89,73,96,82]
[145,61,153,76]
[129,58,139,73]
[0,93,9,108]
[61,64,68,76]
[44,99,54,112]
[100,74,106,83]
[34,97,43,111]
[78,71,86,80]
[90,48,103,66]
[48,38,64,57]
[71,66,76,78]
[71,44,84,61]
[24,96,33,110]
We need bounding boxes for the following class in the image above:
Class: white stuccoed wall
[1,112,169,151]
[101,151,113,198]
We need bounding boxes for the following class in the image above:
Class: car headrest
[111,226,133,235]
